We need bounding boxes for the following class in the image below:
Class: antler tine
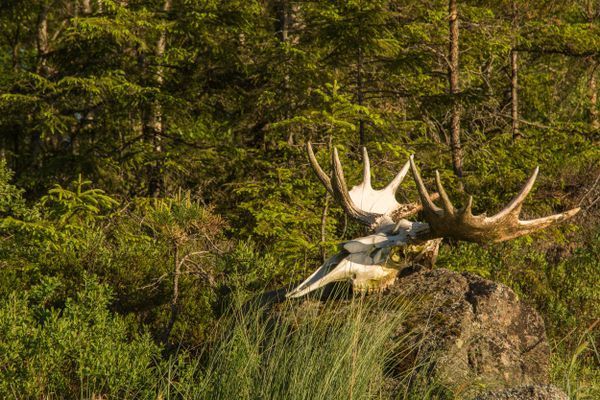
[307,142,334,195]
[409,155,442,214]
[361,147,371,188]
[307,145,450,228]
[462,196,474,217]
[331,147,376,224]
[434,170,455,214]
[516,207,580,235]
[409,161,579,243]
[490,167,539,222]
[384,160,411,193]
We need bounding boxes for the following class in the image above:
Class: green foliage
[0,282,448,400]
[0,159,27,217]
[0,0,599,397]
[232,145,332,268]
[0,275,161,399]
[221,240,288,294]
[41,174,118,224]
[0,167,230,346]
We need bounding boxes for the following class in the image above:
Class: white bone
[287,228,420,298]
[348,157,410,216]
[287,252,394,299]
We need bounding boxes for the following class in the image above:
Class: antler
[409,157,580,243]
[288,147,580,299]
[307,142,432,229]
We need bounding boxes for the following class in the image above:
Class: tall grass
[551,321,600,400]
[152,294,438,400]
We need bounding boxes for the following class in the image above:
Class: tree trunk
[275,2,302,46]
[448,0,463,180]
[358,45,365,146]
[276,1,301,145]
[277,0,293,144]
[511,49,521,139]
[356,5,366,146]
[11,41,20,72]
[146,0,172,197]
[590,61,598,130]
[276,0,290,42]
[81,0,92,14]
[320,193,330,262]
[32,3,51,166]
[511,1,521,140]
[36,5,50,75]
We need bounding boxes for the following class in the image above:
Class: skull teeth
[352,268,398,294]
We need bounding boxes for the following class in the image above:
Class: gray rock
[473,384,568,400]
[389,267,550,392]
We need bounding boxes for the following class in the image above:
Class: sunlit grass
[151,293,446,400]
[551,320,600,400]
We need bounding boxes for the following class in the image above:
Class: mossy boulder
[390,266,550,393]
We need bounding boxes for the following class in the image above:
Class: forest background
[0,0,598,398]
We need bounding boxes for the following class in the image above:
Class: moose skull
[286,143,580,298]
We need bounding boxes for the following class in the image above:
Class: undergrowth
[0,281,453,399]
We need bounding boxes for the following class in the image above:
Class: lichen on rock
[390,266,550,394]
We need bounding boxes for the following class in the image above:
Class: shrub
[0,276,161,399]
